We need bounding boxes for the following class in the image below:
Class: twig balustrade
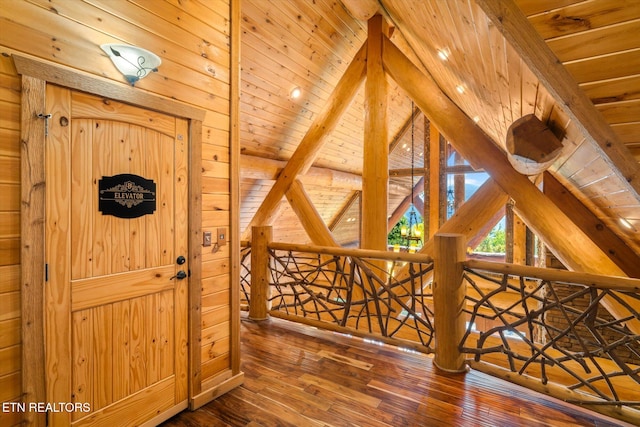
[462,260,640,423]
[240,232,436,352]
[240,228,640,425]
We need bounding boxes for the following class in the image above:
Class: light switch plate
[217,228,227,246]
[203,231,212,247]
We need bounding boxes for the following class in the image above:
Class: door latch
[37,113,52,136]
[170,270,187,280]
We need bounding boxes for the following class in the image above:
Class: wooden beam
[362,14,389,251]
[382,35,625,276]
[467,207,506,251]
[285,181,361,299]
[286,179,340,247]
[475,0,640,199]
[340,0,380,21]
[544,172,640,278]
[382,36,640,333]
[506,114,563,175]
[329,191,361,231]
[391,165,484,177]
[242,43,367,239]
[240,154,407,194]
[424,179,509,255]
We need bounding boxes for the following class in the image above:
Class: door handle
[171,270,187,280]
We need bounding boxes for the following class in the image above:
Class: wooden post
[422,116,430,237]
[21,75,47,427]
[507,199,528,265]
[361,14,389,251]
[453,150,465,211]
[505,199,514,263]
[427,124,443,238]
[249,226,272,320]
[433,233,467,373]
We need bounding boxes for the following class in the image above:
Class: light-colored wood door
[45,86,189,426]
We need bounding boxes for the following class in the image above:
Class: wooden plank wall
[0,54,22,427]
[0,0,235,422]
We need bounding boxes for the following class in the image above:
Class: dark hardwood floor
[161,315,632,427]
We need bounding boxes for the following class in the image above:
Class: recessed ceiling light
[456,85,465,94]
[437,48,450,61]
[620,218,634,230]
[290,87,301,99]
[473,116,480,123]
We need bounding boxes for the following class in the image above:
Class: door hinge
[45,263,49,282]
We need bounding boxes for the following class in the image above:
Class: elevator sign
[98,174,157,218]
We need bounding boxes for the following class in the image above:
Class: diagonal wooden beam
[475,0,640,200]
[382,35,640,334]
[421,179,509,256]
[329,191,361,231]
[286,179,339,247]
[382,35,625,277]
[241,43,367,240]
[544,172,640,278]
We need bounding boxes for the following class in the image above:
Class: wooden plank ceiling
[239,0,640,258]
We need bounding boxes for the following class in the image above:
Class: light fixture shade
[101,44,161,85]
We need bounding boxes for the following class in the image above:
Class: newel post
[433,233,467,372]
[249,226,272,320]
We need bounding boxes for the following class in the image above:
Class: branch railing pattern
[461,260,640,414]
[240,245,252,307]
[240,236,640,423]
[241,242,436,350]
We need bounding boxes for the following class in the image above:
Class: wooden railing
[461,260,640,423]
[239,228,640,425]
[240,231,436,352]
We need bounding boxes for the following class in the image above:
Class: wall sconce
[101,44,161,86]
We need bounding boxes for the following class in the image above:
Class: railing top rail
[268,242,434,264]
[465,259,640,291]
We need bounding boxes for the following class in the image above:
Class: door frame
[16,54,205,427]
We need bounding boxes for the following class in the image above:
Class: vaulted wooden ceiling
[239,0,640,272]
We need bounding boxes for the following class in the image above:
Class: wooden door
[45,86,189,426]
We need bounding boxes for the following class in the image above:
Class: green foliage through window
[388,216,409,246]
[475,226,506,253]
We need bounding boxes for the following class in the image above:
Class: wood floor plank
[161,315,634,427]
[317,349,374,370]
